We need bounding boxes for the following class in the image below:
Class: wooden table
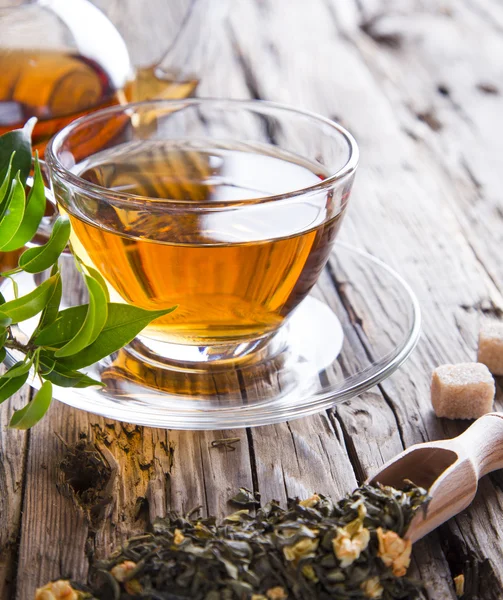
[2,1,503,598]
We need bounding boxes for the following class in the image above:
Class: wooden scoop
[367,412,503,542]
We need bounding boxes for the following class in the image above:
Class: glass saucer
[1,242,421,429]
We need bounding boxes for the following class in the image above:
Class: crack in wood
[460,300,503,318]
[197,437,210,517]
[461,158,483,192]
[462,237,503,302]
[236,371,261,502]
[374,384,406,449]
[159,440,176,472]
[416,110,443,132]
[477,82,500,95]
[440,522,501,600]
[245,429,260,498]
[228,29,262,101]
[359,14,403,48]
[285,422,301,473]
[280,461,289,501]
[330,409,366,485]
[403,127,420,141]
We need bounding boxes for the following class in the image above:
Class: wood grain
[0,0,502,598]
[227,0,503,595]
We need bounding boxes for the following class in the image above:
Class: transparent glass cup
[46,99,358,366]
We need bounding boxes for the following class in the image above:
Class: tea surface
[67,141,343,345]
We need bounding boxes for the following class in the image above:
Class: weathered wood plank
[329,3,503,595]
[0,244,31,600]
[0,394,28,600]
[246,415,358,506]
[14,402,91,598]
[167,429,253,517]
[340,0,503,290]
[227,0,503,597]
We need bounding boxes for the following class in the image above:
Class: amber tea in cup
[46,100,358,364]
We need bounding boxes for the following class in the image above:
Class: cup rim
[46,97,359,209]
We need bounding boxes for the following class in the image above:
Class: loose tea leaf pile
[48,483,428,600]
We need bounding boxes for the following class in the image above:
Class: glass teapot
[0,0,226,152]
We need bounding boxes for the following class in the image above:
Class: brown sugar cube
[478,321,503,376]
[431,363,495,420]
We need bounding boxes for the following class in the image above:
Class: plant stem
[4,338,34,354]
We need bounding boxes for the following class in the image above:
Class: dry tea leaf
[66,483,429,599]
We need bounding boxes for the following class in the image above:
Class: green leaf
[8,276,19,300]
[0,311,12,328]
[0,174,26,251]
[2,356,35,379]
[0,329,8,363]
[55,275,108,357]
[58,304,176,370]
[43,368,102,388]
[40,356,103,388]
[1,274,60,323]
[33,304,88,348]
[9,380,52,429]
[18,215,70,273]
[0,118,34,189]
[0,152,15,213]
[35,267,62,332]
[2,358,33,379]
[82,264,110,302]
[0,371,29,405]
[2,153,46,251]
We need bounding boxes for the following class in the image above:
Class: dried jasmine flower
[110,561,136,583]
[283,537,320,565]
[35,580,81,600]
[376,527,412,577]
[173,528,185,545]
[333,524,370,567]
[266,587,288,599]
[361,576,384,598]
[299,494,321,508]
[333,504,370,567]
[454,573,465,597]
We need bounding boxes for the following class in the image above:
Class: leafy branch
[0,121,175,429]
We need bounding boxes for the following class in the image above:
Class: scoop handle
[406,412,503,542]
[449,412,503,478]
